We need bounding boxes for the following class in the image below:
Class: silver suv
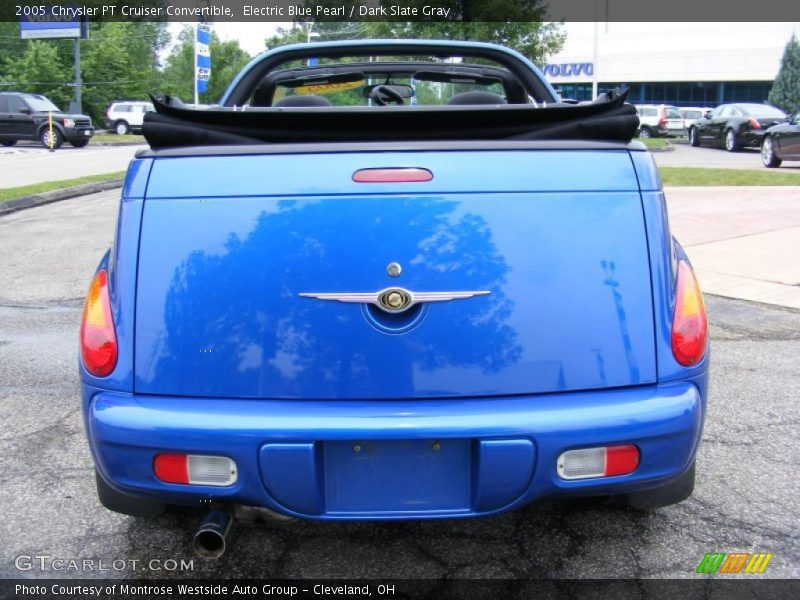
[105,101,154,135]
[634,104,685,138]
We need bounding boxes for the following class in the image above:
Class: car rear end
[679,107,708,128]
[80,142,708,523]
[660,105,686,137]
[738,105,788,147]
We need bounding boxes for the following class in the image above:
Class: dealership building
[543,22,798,107]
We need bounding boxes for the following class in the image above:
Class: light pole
[592,0,610,100]
[592,19,599,100]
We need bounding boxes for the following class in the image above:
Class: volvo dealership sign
[18,4,86,39]
[543,62,594,78]
[20,18,81,39]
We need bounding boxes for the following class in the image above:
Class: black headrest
[273,95,333,107]
[251,86,271,107]
[446,91,507,105]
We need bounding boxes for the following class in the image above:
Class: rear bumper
[84,381,706,520]
[739,130,765,146]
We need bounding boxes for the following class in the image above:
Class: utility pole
[73,37,82,114]
[592,0,610,100]
[591,19,599,100]
[194,22,199,106]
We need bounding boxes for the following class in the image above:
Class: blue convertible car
[80,40,709,558]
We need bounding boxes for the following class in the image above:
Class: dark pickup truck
[0,92,94,149]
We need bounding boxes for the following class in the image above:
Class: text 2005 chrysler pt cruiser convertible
[80,41,708,558]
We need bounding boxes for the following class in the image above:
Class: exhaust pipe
[193,509,233,559]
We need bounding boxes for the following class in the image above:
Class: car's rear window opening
[143,91,638,149]
[142,44,640,149]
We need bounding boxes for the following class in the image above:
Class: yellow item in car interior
[295,81,364,95]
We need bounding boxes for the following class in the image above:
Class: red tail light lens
[605,445,641,476]
[80,270,117,377]
[353,168,433,183]
[658,108,668,126]
[671,261,708,367]
[748,117,761,129]
[153,453,189,484]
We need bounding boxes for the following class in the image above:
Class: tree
[161,27,195,101]
[162,27,251,104]
[265,0,565,64]
[0,22,28,77]
[265,25,310,49]
[0,22,171,122]
[82,24,145,120]
[2,41,72,109]
[768,35,800,115]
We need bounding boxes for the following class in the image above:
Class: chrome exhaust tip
[193,509,233,559]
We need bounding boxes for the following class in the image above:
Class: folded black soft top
[142,90,639,149]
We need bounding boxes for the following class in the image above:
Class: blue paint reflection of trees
[157,196,521,398]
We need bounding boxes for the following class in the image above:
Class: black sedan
[761,113,800,168]
[689,103,787,152]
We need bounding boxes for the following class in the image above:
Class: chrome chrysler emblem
[299,287,490,314]
[380,288,411,311]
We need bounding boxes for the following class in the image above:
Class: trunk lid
[134,148,656,399]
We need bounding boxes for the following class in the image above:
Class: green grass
[0,171,125,204]
[90,133,146,145]
[660,167,800,186]
[639,138,672,150]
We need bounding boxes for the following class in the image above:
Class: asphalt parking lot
[0,190,798,579]
[0,143,148,188]
[652,142,800,170]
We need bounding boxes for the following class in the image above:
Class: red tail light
[605,445,641,476]
[80,270,117,377]
[153,453,189,484]
[671,261,708,367]
[353,168,433,183]
[658,107,668,126]
[748,117,761,129]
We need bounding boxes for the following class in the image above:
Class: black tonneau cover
[142,90,638,149]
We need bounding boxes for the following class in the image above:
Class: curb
[89,141,147,147]
[644,143,676,153]
[0,179,123,217]
[91,141,146,147]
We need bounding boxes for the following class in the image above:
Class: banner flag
[196,22,212,94]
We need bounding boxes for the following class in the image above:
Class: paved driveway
[0,144,147,189]
[653,144,800,170]
[666,186,800,309]
[0,190,797,579]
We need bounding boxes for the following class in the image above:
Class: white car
[679,106,713,129]
[105,101,154,135]
[634,104,685,138]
